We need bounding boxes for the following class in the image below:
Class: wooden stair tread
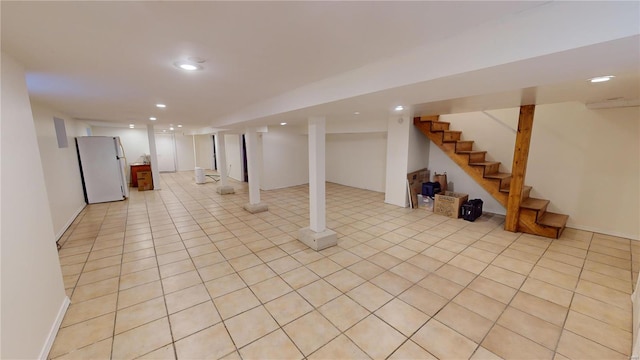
[520,197,549,210]
[469,161,500,166]
[484,172,511,179]
[456,150,486,155]
[501,185,531,194]
[538,212,569,228]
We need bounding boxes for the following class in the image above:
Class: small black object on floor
[461,199,483,221]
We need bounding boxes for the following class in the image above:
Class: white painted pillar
[384,112,412,207]
[146,124,161,190]
[243,128,267,212]
[214,133,234,194]
[298,116,336,251]
[308,117,327,232]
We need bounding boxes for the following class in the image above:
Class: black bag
[461,199,483,221]
[422,182,441,197]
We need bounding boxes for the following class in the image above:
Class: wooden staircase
[414,115,568,239]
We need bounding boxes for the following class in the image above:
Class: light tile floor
[52,171,638,359]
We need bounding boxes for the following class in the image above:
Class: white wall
[432,102,640,239]
[407,121,430,173]
[1,52,68,359]
[31,101,87,240]
[261,125,309,190]
[225,134,244,181]
[174,133,196,171]
[327,132,386,192]
[528,102,639,239]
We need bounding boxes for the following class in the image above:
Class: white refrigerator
[76,136,129,204]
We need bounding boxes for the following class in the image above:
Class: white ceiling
[2,1,638,132]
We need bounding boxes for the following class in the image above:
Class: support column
[505,105,535,232]
[146,124,161,190]
[214,133,235,195]
[298,117,337,251]
[243,128,268,213]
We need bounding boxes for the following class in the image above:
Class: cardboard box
[434,191,469,218]
[407,168,430,208]
[137,171,154,191]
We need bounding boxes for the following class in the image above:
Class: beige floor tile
[250,276,294,303]
[237,263,276,285]
[509,291,568,327]
[418,274,464,300]
[239,329,303,360]
[348,260,386,280]
[556,330,628,360]
[165,284,211,314]
[117,280,163,310]
[225,306,279,348]
[529,266,579,291]
[570,293,630,331]
[542,251,585,269]
[214,287,261,320]
[298,279,342,308]
[138,344,175,359]
[265,291,314,326]
[497,307,562,350]
[76,265,121,286]
[469,346,504,360]
[370,271,413,295]
[452,288,506,321]
[398,285,448,316]
[120,257,157,275]
[575,280,631,310]
[284,310,340,356]
[162,270,203,294]
[308,334,371,360]
[306,257,343,277]
[583,259,630,280]
[563,310,631,355]
[174,323,236,359]
[115,297,167,334]
[482,325,553,360]
[368,252,403,269]
[388,340,436,359]
[197,261,235,282]
[491,254,534,275]
[205,273,247,298]
[375,298,430,336]
[580,269,632,294]
[345,314,406,359]
[159,259,195,279]
[329,250,363,267]
[520,277,572,307]
[281,266,321,289]
[169,301,222,340]
[324,269,366,293]
[192,251,226,268]
[318,295,370,332]
[502,248,542,264]
[49,313,115,359]
[112,317,172,359]
[256,246,287,262]
[71,277,119,303]
[83,255,122,272]
[412,319,478,360]
[435,263,477,286]
[390,262,429,282]
[157,249,190,266]
[480,265,526,289]
[267,255,302,274]
[448,254,489,274]
[406,253,445,272]
[228,253,263,271]
[347,282,393,312]
[119,268,160,291]
[434,302,493,343]
[462,246,499,263]
[52,338,112,360]
[61,293,118,327]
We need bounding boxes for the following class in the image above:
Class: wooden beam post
[505,105,535,232]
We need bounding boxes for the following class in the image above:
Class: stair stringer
[413,118,508,207]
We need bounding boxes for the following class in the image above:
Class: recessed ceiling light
[129,124,134,128]
[589,75,615,83]
[354,111,360,115]
[149,117,157,121]
[163,129,167,132]
[169,127,175,131]
[156,103,166,108]
[177,124,182,128]
[280,122,287,126]
[174,61,203,71]
[395,105,404,111]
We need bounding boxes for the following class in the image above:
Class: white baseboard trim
[39,296,70,360]
[55,204,86,241]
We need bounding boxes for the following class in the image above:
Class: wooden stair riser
[431,122,450,131]
[484,162,500,176]
[415,115,440,122]
[467,151,487,163]
[455,141,474,152]
[517,209,561,238]
[442,131,461,142]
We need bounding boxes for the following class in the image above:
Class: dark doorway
[212,135,217,170]
[242,134,248,182]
